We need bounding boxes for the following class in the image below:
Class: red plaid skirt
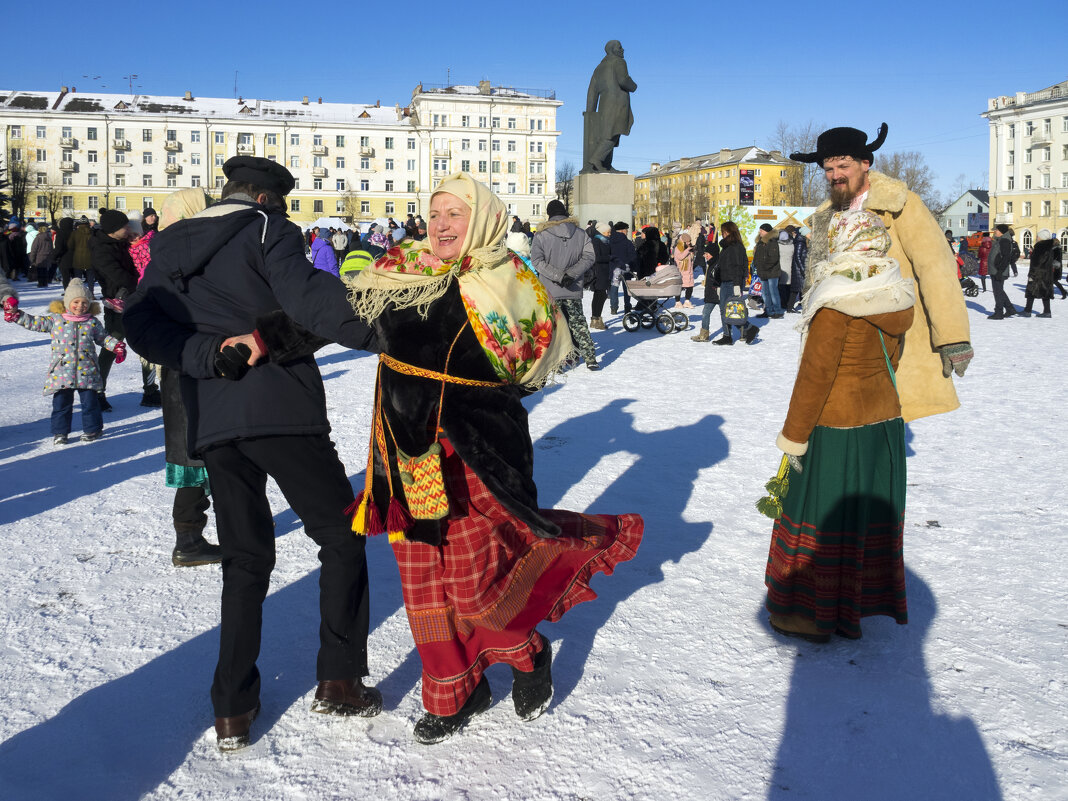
[392,443,643,716]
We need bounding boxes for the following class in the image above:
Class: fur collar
[537,216,579,233]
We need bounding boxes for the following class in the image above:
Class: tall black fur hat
[790,123,888,166]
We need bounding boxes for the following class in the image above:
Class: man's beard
[829,178,856,209]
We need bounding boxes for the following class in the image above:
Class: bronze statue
[582,40,637,174]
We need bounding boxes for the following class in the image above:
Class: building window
[190,131,201,143]
[335,135,345,147]
[290,155,299,168]
[290,133,300,146]
[87,173,98,186]
[360,157,370,170]
[1008,151,1014,165]
[507,140,516,152]
[35,149,46,161]
[313,134,322,146]
[461,116,470,127]
[167,175,177,187]
[1007,176,1014,190]
[461,159,471,172]
[215,154,224,167]
[36,125,47,138]
[507,161,517,174]
[407,181,416,192]
[478,140,487,152]
[9,126,21,139]
[62,195,74,210]
[88,196,99,209]
[336,179,346,191]
[1042,173,1050,188]
[36,196,47,210]
[143,196,154,209]
[529,141,543,153]
[461,139,471,151]
[491,117,500,128]
[507,182,516,194]
[191,175,201,187]
[166,129,177,142]
[1025,121,1034,135]
[433,158,449,171]
[238,133,253,146]
[507,118,516,129]
[360,179,369,191]
[337,200,346,213]
[260,133,273,146]
[532,202,541,216]
[1022,201,1031,217]
[114,197,126,210]
[313,178,323,190]
[492,160,501,173]
[1061,200,1068,216]
[1062,173,1068,188]
[407,201,417,214]
[1043,118,1051,135]
[142,175,153,187]
[312,156,324,168]
[142,129,152,142]
[478,160,487,173]
[385,180,394,191]
[1041,200,1050,216]
[385,201,395,214]
[406,159,416,171]
[114,174,126,186]
[1042,147,1051,162]
[384,158,394,171]
[492,141,501,152]
[191,153,201,165]
[407,138,416,150]
[335,157,345,168]
[87,127,97,141]
[360,200,370,214]
[1005,201,1012,213]
[385,137,394,149]
[313,200,324,213]
[290,199,301,212]
[1024,175,1032,189]
[214,131,225,144]
[143,152,152,164]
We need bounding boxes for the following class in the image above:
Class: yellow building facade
[634,147,801,229]
[982,79,1068,253]
[0,81,561,227]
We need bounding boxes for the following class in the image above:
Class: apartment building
[982,79,1068,253]
[0,80,561,226]
[634,146,801,229]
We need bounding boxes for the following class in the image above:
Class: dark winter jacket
[752,235,780,280]
[530,216,594,300]
[636,226,667,278]
[608,230,637,278]
[590,234,611,292]
[702,240,721,303]
[717,241,749,286]
[790,234,808,288]
[90,230,137,299]
[988,236,1012,281]
[1025,239,1061,300]
[71,225,93,273]
[124,198,375,456]
[52,218,74,274]
[29,229,54,267]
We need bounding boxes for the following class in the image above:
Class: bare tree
[341,189,361,223]
[7,149,30,222]
[768,120,827,206]
[43,178,64,226]
[0,159,10,227]
[878,151,945,215]
[555,161,576,212]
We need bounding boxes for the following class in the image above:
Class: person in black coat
[124,157,382,751]
[608,221,637,314]
[90,210,142,410]
[691,228,722,341]
[636,225,667,278]
[710,220,757,345]
[589,222,612,329]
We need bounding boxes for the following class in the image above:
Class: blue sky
[8,0,1064,198]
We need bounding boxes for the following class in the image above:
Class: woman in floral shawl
[347,172,643,744]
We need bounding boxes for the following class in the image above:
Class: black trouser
[991,277,1015,314]
[173,485,210,547]
[97,309,125,391]
[1024,296,1051,315]
[592,288,607,317]
[202,434,370,718]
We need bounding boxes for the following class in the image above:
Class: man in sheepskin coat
[793,124,972,421]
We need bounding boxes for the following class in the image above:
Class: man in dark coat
[752,223,783,318]
[608,221,637,313]
[124,156,381,752]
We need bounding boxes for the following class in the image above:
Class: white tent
[306,217,352,231]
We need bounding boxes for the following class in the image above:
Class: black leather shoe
[215,703,260,752]
[172,541,223,567]
[511,636,553,721]
[413,676,491,744]
[712,335,733,346]
[97,392,113,412]
[744,325,759,344]
[311,678,383,717]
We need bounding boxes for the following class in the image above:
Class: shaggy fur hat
[791,123,888,166]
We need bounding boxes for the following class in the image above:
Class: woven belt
[379,352,505,388]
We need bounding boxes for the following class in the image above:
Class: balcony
[164,163,181,174]
[1026,132,1053,148]
[59,162,76,172]
[112,139,129,150]
[529,152,546,161]
[360,146,374,156]
[60,137,75,148]
[432,148,450,158]
[433,168,450,179]
[312,167,326,178]
[995,212,1014,225]
[311,145,327,156]
[164,140,181,152]
[528,172,546,181]
[111,160,130,169]
[236,143,254,155]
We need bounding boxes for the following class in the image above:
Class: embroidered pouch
[724,297,748,324]
[396,442,449,520]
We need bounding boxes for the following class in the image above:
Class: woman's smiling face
[428,192,471,261]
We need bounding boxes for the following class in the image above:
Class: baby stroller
[958,251,980,297]
[622,264,689,333]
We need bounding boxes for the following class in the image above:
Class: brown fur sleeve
[781,308,849,449]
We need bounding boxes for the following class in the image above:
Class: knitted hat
[759,223,773,232]
[790,123,888,166]
[100,209,129,234]
[612,221,630,231]
[64,278,91,306]
[995,224,1009,235]
[595,222,611,236]
[1038,228,1052,240]
[546,199,567,217]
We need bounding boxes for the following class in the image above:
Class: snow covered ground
[0,275,1064,801]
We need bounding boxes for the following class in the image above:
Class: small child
[5,278,126,444]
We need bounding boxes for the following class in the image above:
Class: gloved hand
[214,343,252,380]
[939,342,973,378]
[4,309,19,323]
[103,298,125,313]
[112,342,127,364]
[2,297,17,313]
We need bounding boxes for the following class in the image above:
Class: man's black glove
[214,343,252,380]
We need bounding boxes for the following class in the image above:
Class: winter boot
[413,675,491,744]
[140,386,162,407]
[512,635,553,721]
[691,328,710,342]
[744,325,759,344]
[712,333,734,346]
[311,678,383,717]
[97,392,113,412]
[585,357,601,371]
[172,522,223,567]
[589,316,605,330]
[216,703,260,752]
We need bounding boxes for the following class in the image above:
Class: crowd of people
[0,120,994,755]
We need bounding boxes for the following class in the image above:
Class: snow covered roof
[0,89,408,125]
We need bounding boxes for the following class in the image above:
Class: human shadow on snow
[521,396,729,707]
[761,567,1002,800]
[0,518,409,801]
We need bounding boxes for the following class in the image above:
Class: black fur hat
[790,123,888,166]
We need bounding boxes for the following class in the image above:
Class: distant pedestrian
[1022,228,1061,317]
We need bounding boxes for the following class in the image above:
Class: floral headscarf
[349,172,573,386]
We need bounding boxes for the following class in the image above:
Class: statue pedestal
[574,172,634,229]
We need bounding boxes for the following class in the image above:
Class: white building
[0,81,561,226]
[939,189,989,239]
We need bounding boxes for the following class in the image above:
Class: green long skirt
[765,419,907,639]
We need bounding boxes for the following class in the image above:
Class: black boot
[511,635,553,721]
[743,324,759,344]
[172,522,223,567]
[140,386,162,407]
[413,675,491,745]
[712,333,734,346]
[97,392,113,412]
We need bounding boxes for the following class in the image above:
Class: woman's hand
[220,333,265,367]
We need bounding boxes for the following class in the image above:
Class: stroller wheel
[655,312,675,334]
[965,287,979,297]
[672,311,689,331]
[639,311,656,329]
[622,312,641,332]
